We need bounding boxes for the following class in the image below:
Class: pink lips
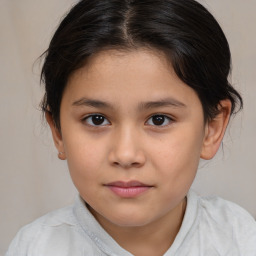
[105,181,153,198]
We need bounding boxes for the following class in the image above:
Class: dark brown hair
[41,0,243,129]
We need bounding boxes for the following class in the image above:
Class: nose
[108,127,146,169]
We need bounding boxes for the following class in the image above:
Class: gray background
[1,0,255,254]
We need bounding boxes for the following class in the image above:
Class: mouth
[104,180,153,198]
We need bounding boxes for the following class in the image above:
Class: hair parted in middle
[41,0,243,129]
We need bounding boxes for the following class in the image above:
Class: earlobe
[45,112,66,160]
[200,100,232,160]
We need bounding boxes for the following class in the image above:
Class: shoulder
[5,204,97,256]
[198,193,256,226]
[194,191,256,254]
[18,204,76,236]
[5,205,72,255]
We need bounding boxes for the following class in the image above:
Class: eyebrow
[72,97,186,110]
[72,98,114,109]
[138,98,186,110]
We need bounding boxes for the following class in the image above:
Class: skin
[47,49,231,256]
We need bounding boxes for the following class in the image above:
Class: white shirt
[6,191,256,256]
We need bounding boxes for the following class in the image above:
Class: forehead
[70,48,172,84]
[63,48,202,112]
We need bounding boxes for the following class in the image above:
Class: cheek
[63,135,107,182]
[154,142,199,204]
[152,128,204,182]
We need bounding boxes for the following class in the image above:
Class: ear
[45,112,66,160]
[200,100,232,160]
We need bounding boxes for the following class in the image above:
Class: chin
[106,212,156,228]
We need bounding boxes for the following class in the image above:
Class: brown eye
[84,114,110,126]
[146,115,172,126]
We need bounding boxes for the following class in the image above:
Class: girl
[6,0,256,255]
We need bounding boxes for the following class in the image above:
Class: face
[48,49,228,229]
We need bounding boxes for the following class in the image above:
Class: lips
[106,180,150,187]
[104,180,153,198]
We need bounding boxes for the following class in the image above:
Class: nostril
[112,161,143,168]
[131,162,142,167]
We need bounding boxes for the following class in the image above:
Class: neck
[90,198,187,256]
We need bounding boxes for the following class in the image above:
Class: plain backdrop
[0,0,255,254]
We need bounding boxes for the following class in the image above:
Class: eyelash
[82,114,174,127]
[146,115,173,127]
[82,114,110,127]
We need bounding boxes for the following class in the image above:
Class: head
[42,0,242,229]
[41,0,242,129]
